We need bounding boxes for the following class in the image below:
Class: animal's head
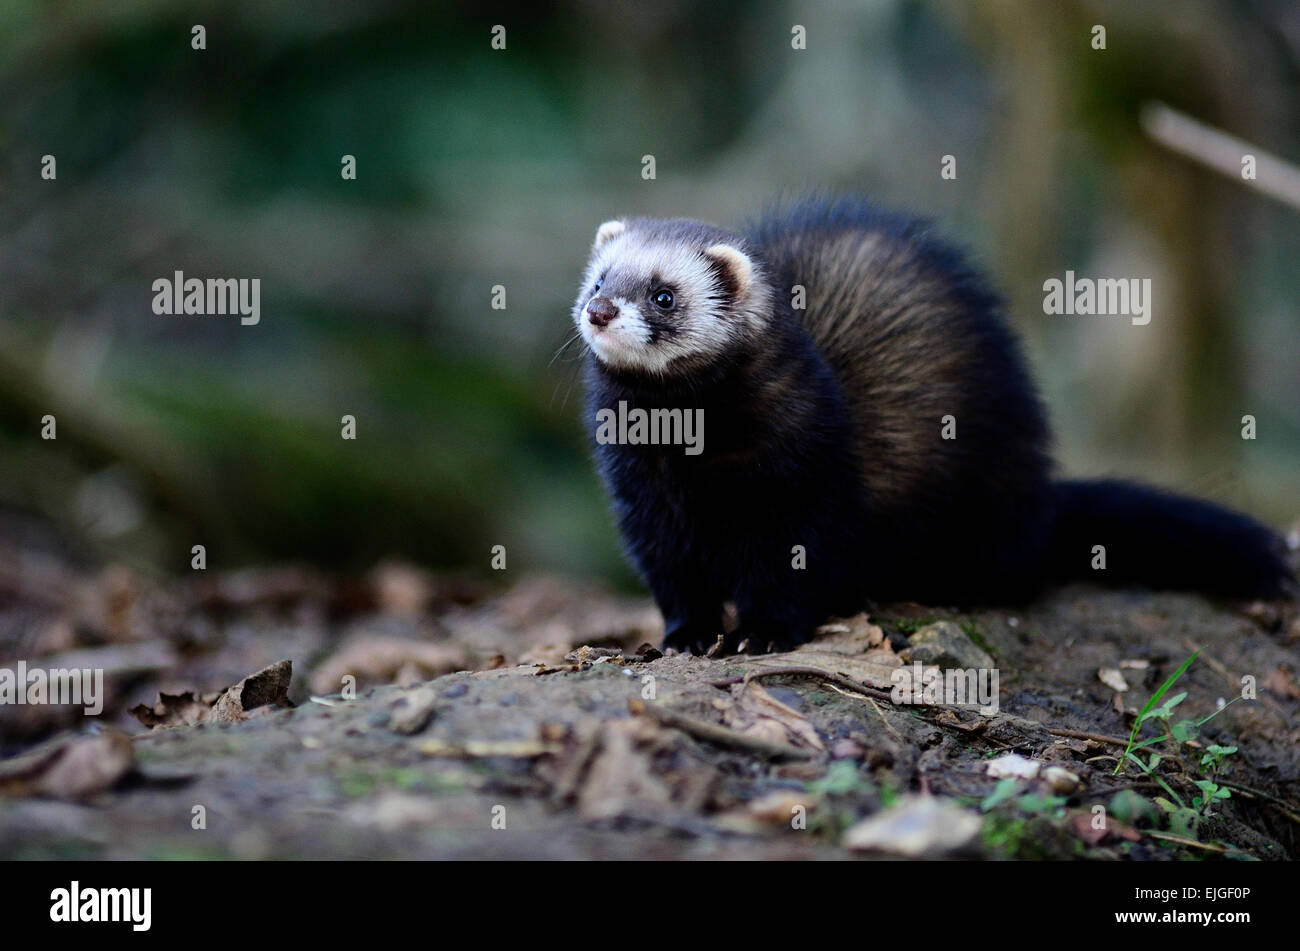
[573,217,771,377]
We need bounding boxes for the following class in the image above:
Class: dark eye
[592,279,603,293]
[652,289,674,310]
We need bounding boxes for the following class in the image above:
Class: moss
[982,815,1059,859]
[336,764,440,797]
[958,619,998,659]
[888,617,936,636]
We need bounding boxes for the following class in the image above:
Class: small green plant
[980,778,1020,811]
[807,759,869,798]
[1114,650,1241,776]
[802,760,878,836]
[1192,744,1237,816]
[1107,788,1159,827]
[980,813,1060,859]
[1115,649,1198,778]
[979,777,1066,816]
[1114,650,1244,834]
[878,776,900,809]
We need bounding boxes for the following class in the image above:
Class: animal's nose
[586,297,619,328]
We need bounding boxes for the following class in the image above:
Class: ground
[2,540,1299,860]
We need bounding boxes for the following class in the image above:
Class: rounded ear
[703,243,754,300]
[593,219,627,249]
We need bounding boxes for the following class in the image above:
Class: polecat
[572,197,1294,654]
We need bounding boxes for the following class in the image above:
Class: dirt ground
[2,526,1299,860]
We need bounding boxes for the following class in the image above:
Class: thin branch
[1141,101,1300,212]
[627,698,817,760]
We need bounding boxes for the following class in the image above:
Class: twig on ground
[627,698,817,760]
[1218,780,1300,826]
[1180,636,1289,724]
[1047,728,1133,748]
[1146,831,1237,854]
[866,696,905,743]
[737,666,894,701]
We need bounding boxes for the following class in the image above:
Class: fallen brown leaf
[0,729,134,800]
[309,636,470,694]
[209,659,294,722]
[368,561,436,618]
[578,719,677,821]
[733,682,825,751]
[131,659,294,728]
[1262,667,1300,700]
[130,691,214,729]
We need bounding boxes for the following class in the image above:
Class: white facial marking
[574,223,770,376]
[581,296,662,371]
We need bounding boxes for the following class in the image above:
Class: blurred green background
[1,0,1297,586]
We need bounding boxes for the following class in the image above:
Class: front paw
[727,623,814,654]
[663,622,722,655]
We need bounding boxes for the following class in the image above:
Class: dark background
[1,0,1297,587]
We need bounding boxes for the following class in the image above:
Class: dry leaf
[130,691,214,729]
[740,718,796,748]
[309,637,469,694]
[737,616,901,690]
[517,643,573,667]
[0,729,134,800]
[577,719,676,821]
[1262,667,1300,700]
[566,645,625,665]
[734,682,825,751]
[814,612,886,649]
[369,561,434,618]
[747,790,809,823]
[209,659,294,722]
[131,659,293,729]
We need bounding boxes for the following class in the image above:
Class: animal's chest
[592,386,784,527]
[637,444,772,532]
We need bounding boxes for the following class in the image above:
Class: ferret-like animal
[572,197,1294,654]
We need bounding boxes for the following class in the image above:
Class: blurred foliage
[0,0,1297,584]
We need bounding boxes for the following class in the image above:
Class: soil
[2,531,1299,860]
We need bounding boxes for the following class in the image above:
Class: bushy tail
[1050,479,1295,600]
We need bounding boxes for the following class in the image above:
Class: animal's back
[746,198,1056,598]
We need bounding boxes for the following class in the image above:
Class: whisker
[549,330,584,368]
[551,358,585,413]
